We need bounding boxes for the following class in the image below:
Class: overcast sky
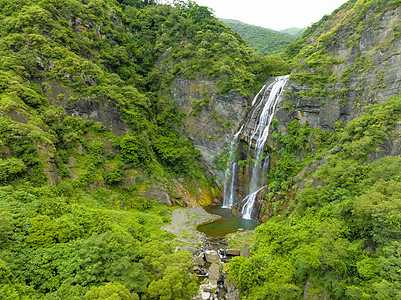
[172,0,349,31]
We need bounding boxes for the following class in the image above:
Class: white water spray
[240,75,289,219]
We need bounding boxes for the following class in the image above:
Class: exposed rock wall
[277,5,401,133]
[171,77,250,182]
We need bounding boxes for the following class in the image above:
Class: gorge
[2,0,401,299]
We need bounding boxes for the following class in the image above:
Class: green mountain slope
[279,27,304,38]
[228,0,401,299]
[220,18,295,55]
[0,0,289,298]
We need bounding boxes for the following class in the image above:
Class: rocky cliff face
[171,77,250,184]
[277,3,401,134]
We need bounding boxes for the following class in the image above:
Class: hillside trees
[229,90,401,298]
[0,0,288,298]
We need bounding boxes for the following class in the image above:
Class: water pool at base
[197,206,258,237]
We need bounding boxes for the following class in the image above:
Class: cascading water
[221,75,289,219]
[241,75,288,219]
[222,126,243,208]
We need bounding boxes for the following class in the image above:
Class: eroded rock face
[277,5,401,134]
[170,77,250,182]
[66,97,129,136]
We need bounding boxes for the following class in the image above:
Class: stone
[225,291,240,300]
[205,250,221,263]
[141,185,172,206]
[224,277,237,293]
[194,252,205,267]
[208,262,222,282]
[225,249,241,256]
[170,77,249,182]
[240,245,250,258]
[181,247,198,254]
[201,292,210,300]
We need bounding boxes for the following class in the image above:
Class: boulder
[224,276,237,293]
[225,249,241,256]
[194,252,205,267]
[205,250,221,263]
[208,262,222,282]
[181,247,198,254]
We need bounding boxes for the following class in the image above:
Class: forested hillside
[279,27,304,38]
[228,0,401,299]
[220,19,296,55]
[0,0,286,298]
[3,0,401,299]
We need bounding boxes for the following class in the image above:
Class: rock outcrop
[277,4,401,133]
[171,77,250,183]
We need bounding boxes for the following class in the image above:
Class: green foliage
[213,147,231,171]
[141,241,198,299]
[0,158,26,183]
[84,282,135,300]
[231,93,401,298]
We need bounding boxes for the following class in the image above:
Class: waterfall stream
[223,75,289,220]
[222,126,243,208]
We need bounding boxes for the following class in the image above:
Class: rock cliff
[171,77,250,184]
[277,2,401,134]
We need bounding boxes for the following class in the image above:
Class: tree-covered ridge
[220,18,295,55]
[279,27,304,38]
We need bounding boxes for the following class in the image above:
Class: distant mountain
[279,27,305,38]
[220,19,302,55]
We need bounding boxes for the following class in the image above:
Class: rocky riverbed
[163,206,222,249]
[163,207,253,300]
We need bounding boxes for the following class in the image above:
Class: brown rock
[205,250,221,263]
[225,249,241,256]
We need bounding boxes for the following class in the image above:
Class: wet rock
[170,77,250,182]
[205,250,221,263]
[194,252,205,267]
[225,249,241,256]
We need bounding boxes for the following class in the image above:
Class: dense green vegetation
[0,0,289,298]
[3,0,401,298]
[225,1,401,298]
[230,92,401,299]
[279,27,304,38]
[220,19,295,55]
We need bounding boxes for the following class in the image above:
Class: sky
[173,0,350,31]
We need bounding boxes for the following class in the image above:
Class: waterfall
[222,126,243,208]
[240,75,288,219]
[221,75,289,219]
[241,186,267,219]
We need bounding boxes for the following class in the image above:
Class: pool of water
[196,206,259,237]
